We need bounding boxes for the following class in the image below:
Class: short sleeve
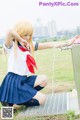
[33,42,38,51]
[3,44,13,54]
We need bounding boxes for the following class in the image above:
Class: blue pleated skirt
[0,72,37,104]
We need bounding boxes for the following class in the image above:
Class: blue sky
[0,0,80,37]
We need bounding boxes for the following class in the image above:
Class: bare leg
[33,91,46,105]
[32,75,48,105]
[14,75,48,108]
[34,75,48,88]
[23,75,48,106]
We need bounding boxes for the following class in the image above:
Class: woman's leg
[33,91,46,105]
[17,75,48,107]
[23,75,48,106]
[31,75,48,105]
[23,91,46,107]
[34,75,48,89]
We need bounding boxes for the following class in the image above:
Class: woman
[0,21,79,108]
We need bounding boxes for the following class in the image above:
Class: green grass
[0,48,74,91]
[34,48,74,82]
[0,50,7,83]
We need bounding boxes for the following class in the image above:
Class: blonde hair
[13,21,34,56]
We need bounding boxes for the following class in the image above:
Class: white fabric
[4,42,36,75]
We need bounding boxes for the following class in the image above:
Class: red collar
[18,45,37,74]
[18,46,30,52]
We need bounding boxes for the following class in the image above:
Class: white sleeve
[33,41,38,51]
[33,41,36,46]
[3,44,13,54]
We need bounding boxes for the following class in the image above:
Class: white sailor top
[4,42,38,76]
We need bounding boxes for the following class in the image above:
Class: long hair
[13,21,34,56]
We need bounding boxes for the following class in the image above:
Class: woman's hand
[55,35,80,48]
[19,39,30,50]
[75,35,80,39]
[67,35,80,45]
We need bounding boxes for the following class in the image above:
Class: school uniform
[0,42,42,106]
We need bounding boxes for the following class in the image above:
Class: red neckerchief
[18,46,37,74]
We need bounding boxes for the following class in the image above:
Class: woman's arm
[56,36,80,48]
[5,30,22,48]
[37,36,80,50]
[38,42,55,50]
[5,29,28,48]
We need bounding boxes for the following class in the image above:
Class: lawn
[0,47,75,93]
[35,48,75,93]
